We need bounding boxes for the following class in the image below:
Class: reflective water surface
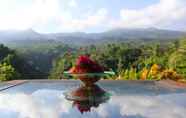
[0,80,186,118]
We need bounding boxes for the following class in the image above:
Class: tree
[169,38,186,77]
[0,63,20,81]
[49,53,76,79]
[0,44,14,61]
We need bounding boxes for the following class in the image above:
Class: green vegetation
[49,38,186,81]
[0,37,186,81]
[0,63,20,81]
[0,44,20,81]
[0,44,42,81]
[169,39,186,77]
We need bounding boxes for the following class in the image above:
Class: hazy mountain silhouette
[0,28,185,45]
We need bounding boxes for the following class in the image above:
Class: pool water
[0,80,186,118]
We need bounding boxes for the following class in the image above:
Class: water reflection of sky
[0,88,186,118]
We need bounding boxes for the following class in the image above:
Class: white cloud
[0,0,108,32]
[60,8,108,32]
[69,0,77,8]
[0,90,186,118]
[0,0,185,32]
[0,0,60,30]
[111,0,186,29]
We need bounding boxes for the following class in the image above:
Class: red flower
[77,55,95,66]
[70,55,104,73]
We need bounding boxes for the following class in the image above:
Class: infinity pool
[0,80,186,118]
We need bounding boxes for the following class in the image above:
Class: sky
[0,0,185,33]
[0,89,186,118]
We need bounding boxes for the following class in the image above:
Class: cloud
[0,0,185,32]
[0,89,186,118]
[60,8,108,32]
[111,0,186,29]
[69,0,78,8]
[58,0,186,32]
[0,0,61,30]
[0,0,107,32]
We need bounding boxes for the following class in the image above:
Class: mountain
[0,29,45,42]
[0,28,185,46]
[103,28,185,39]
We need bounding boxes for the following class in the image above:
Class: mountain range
[0,28,185,46]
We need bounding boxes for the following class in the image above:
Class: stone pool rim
[0,79,186,92]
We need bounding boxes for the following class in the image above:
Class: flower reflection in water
[0,81,186,118]
[0,89,186,118]
[65,84,110,113]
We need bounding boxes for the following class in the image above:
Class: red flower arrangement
[69,55,104,86]
[69,55,104,73]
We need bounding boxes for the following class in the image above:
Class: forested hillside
[49,38,186,81]
[0,44,42,81]
[0,29,185,81]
